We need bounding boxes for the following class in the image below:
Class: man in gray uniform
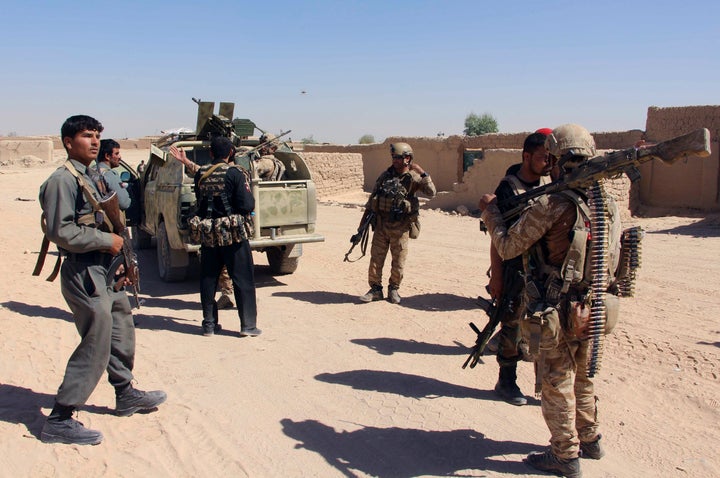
[39,115,166,446]
[96,138,131,210]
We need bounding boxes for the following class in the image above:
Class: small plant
[463,113,498,136]
[358,134,375,144]
[301,135,318,144]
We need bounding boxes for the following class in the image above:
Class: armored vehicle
[130,99,324,281]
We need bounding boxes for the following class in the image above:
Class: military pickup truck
[128,100,324,282]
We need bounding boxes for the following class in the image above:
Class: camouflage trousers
[539,334,600,460]
[368,215,410,289]
[218,266,232,295]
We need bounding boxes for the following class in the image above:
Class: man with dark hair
[38,115,166,446]
[191,136,260,337]
[485,131,553,406]
[169,145,235,309]
[97,138,131,210]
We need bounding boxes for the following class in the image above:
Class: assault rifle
[462,261,525,369]
[100,192,141,308]
[344,209,376,262]
[499,128,712,222]
[240,129,292,157]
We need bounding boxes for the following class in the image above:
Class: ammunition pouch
[521,302,561,356]
[604,293,620,335]
[189,214,247,247]
[372,174,411,222]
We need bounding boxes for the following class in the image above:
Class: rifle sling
[32,234,62,282]
[34,161,111,281]
[63,160,113,231]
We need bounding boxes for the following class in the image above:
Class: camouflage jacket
[481,192,577,267]
[366,167,436,217]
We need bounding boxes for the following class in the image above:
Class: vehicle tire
[131,226,152,250]
[267,247,299,275]
[157,221,188,282]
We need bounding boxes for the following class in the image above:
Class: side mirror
[120,171,131,182]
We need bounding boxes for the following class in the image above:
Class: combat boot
[359,285,384,303]
[202,322,222,337]
[41,417,103,445]
[494,363,527,406]
[115,386,167,417]
[387,286,401,304]
[525,450,582,478]
[240,327,262,337]
[41,404,104,446]
[580,434,605,460]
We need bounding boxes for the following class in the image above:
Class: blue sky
[1,0,717,144]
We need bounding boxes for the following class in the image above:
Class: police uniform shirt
[39,159,115,254]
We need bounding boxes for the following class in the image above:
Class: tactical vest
[519,183,642,388]
[188,163,251,247]
[501,173,551,197]
[370,171,417,221]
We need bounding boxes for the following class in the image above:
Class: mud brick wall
[0,138,53,166]
[302,152,364,199]
[641,105,720,210]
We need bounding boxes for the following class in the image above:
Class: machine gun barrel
[239,130,292,156]
[499,128,711,222]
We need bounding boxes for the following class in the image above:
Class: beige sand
[0,152,718,477]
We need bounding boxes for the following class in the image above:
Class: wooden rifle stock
[99,191,141,308]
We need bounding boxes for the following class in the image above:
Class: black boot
[41,402,103,445]
[525,450,582,478]
[115,385,167,417]
[494,363,527,406]
[580,434,605,459]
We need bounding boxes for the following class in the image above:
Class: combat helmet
[259,132,276,143]
[390,142,413,159]
[546,124,596,170]
[259,133,278,153]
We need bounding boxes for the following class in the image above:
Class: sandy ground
[0,151,719,478]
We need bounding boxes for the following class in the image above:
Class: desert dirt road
[0,161,719,477]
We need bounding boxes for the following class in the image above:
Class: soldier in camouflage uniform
[479,124,614,478]
[253,133,286,181]
[358,143,436,304]
[191,137,260,337]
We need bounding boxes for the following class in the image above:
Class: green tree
[358,134,375,144]
[301,135,318,144]
[463,112,499,136]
